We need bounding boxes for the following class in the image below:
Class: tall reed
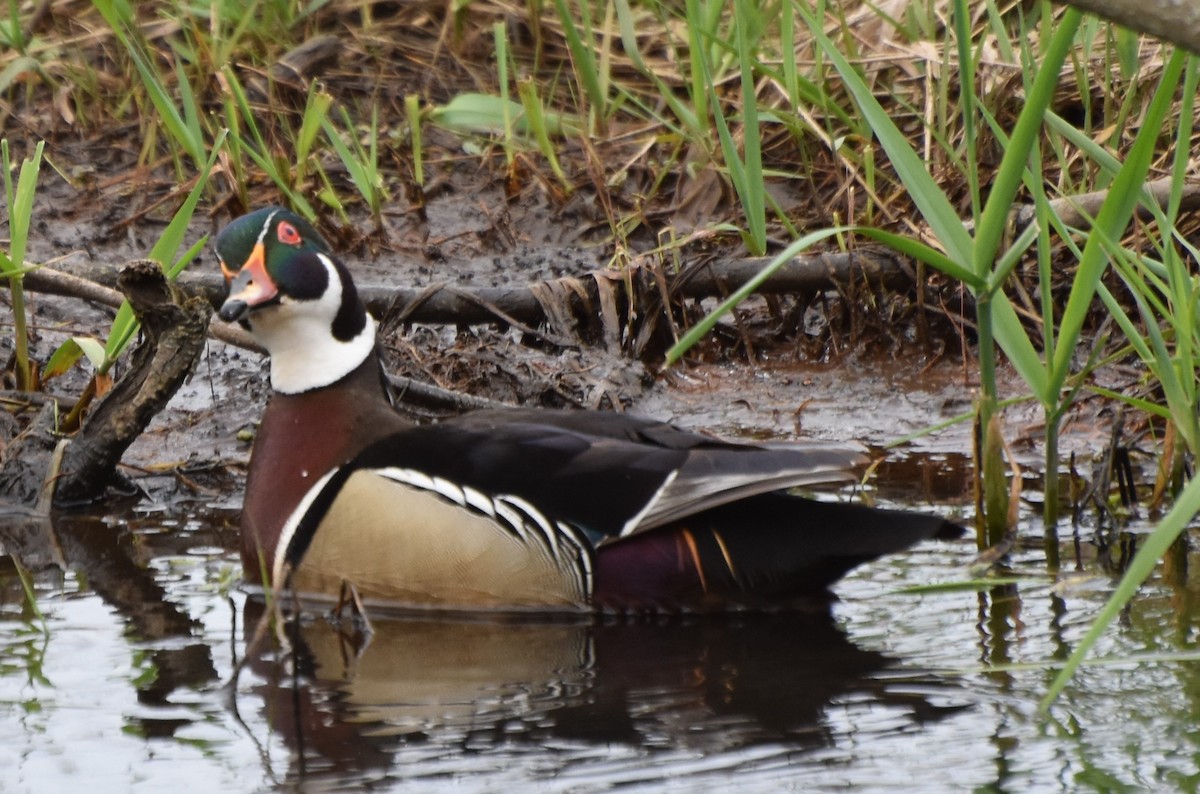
[0,139,44,391]
[805,2,1183,543]
[1042,56,1200,708]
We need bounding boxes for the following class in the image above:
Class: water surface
[2,460,1199,792]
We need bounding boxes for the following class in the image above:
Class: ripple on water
[3,481,1200,791]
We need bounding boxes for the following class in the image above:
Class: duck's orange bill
[224,241,278,307]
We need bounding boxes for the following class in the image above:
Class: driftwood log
[53,261,211,503]
[25,248,917,339]
[0,261,211,506]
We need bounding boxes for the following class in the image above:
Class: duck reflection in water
[242,599,967,786]
[0,511,967,788]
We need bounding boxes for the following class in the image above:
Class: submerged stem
[1043,411,1062,530]
[974,293,1009,548]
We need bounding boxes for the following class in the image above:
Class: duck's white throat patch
[247,253,377,394]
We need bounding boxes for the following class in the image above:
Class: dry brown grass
[1,1,1189,248]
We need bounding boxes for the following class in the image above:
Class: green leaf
[855,227,980,286]
[613,0,701,136]
[550,0,605,124]
[72,336,107,368]
[1,139,44,277]
[702,0,766,256]
[297,87,332,164]
[43,340,84,381]
[94,0,205,167]
[1047,48,1186,398]
[971,9,1081,285]
[43,337,107,380]
[431,93,581,137]
[988,296,1051,404]
[148,128,227,270]
[102,131,226,371]
[169,236,208,281]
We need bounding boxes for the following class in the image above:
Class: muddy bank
[0,164,1133,514]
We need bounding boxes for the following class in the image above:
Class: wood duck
[216,207,961,613]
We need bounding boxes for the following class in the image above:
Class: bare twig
[24,263,259,351]
[1011,177,1200,232]
[385,372,513,413]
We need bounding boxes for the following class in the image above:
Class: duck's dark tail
[594,494,963,612]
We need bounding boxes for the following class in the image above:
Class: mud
[2,148,1130,512]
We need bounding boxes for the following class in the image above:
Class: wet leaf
[43,336,106,381]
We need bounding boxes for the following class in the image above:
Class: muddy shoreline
[2,164,1127,515]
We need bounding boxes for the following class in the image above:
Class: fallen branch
[24,264,258,351]
[26,248,916,332]
[20,173,1200,349]
[1055,0,1200,57]
[386,373,513,413]
[1011,176,1200,232]
[54,261,212,504]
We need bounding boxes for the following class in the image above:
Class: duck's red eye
[277,221,302,246]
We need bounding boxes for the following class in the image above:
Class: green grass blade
[550,0,604,125]
[986,218,1041,292]
[102,131,225,369]
[518,79,570,191]
[1041,473,1200,711]
[972,8,1080,285]
[405,94,424,188]
[799,4,973,267]
[2,139,43,276]
[1045,110,1121,173]
[1,139,12,216]
[854,227,978,285]
[297,86,333,166]
[988,296,1051,404]
[952,0,981,221]
[175,59,205,158]
[494,21,515,168]
[151,129,226,270]
[323,113,375,208]
[1047,48,1186,398]
[1085,384,1171,422]
[613,0,701,136]
[94,0,205,167]
[732,0,764,254]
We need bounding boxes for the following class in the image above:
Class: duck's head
[215,207,377,394]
